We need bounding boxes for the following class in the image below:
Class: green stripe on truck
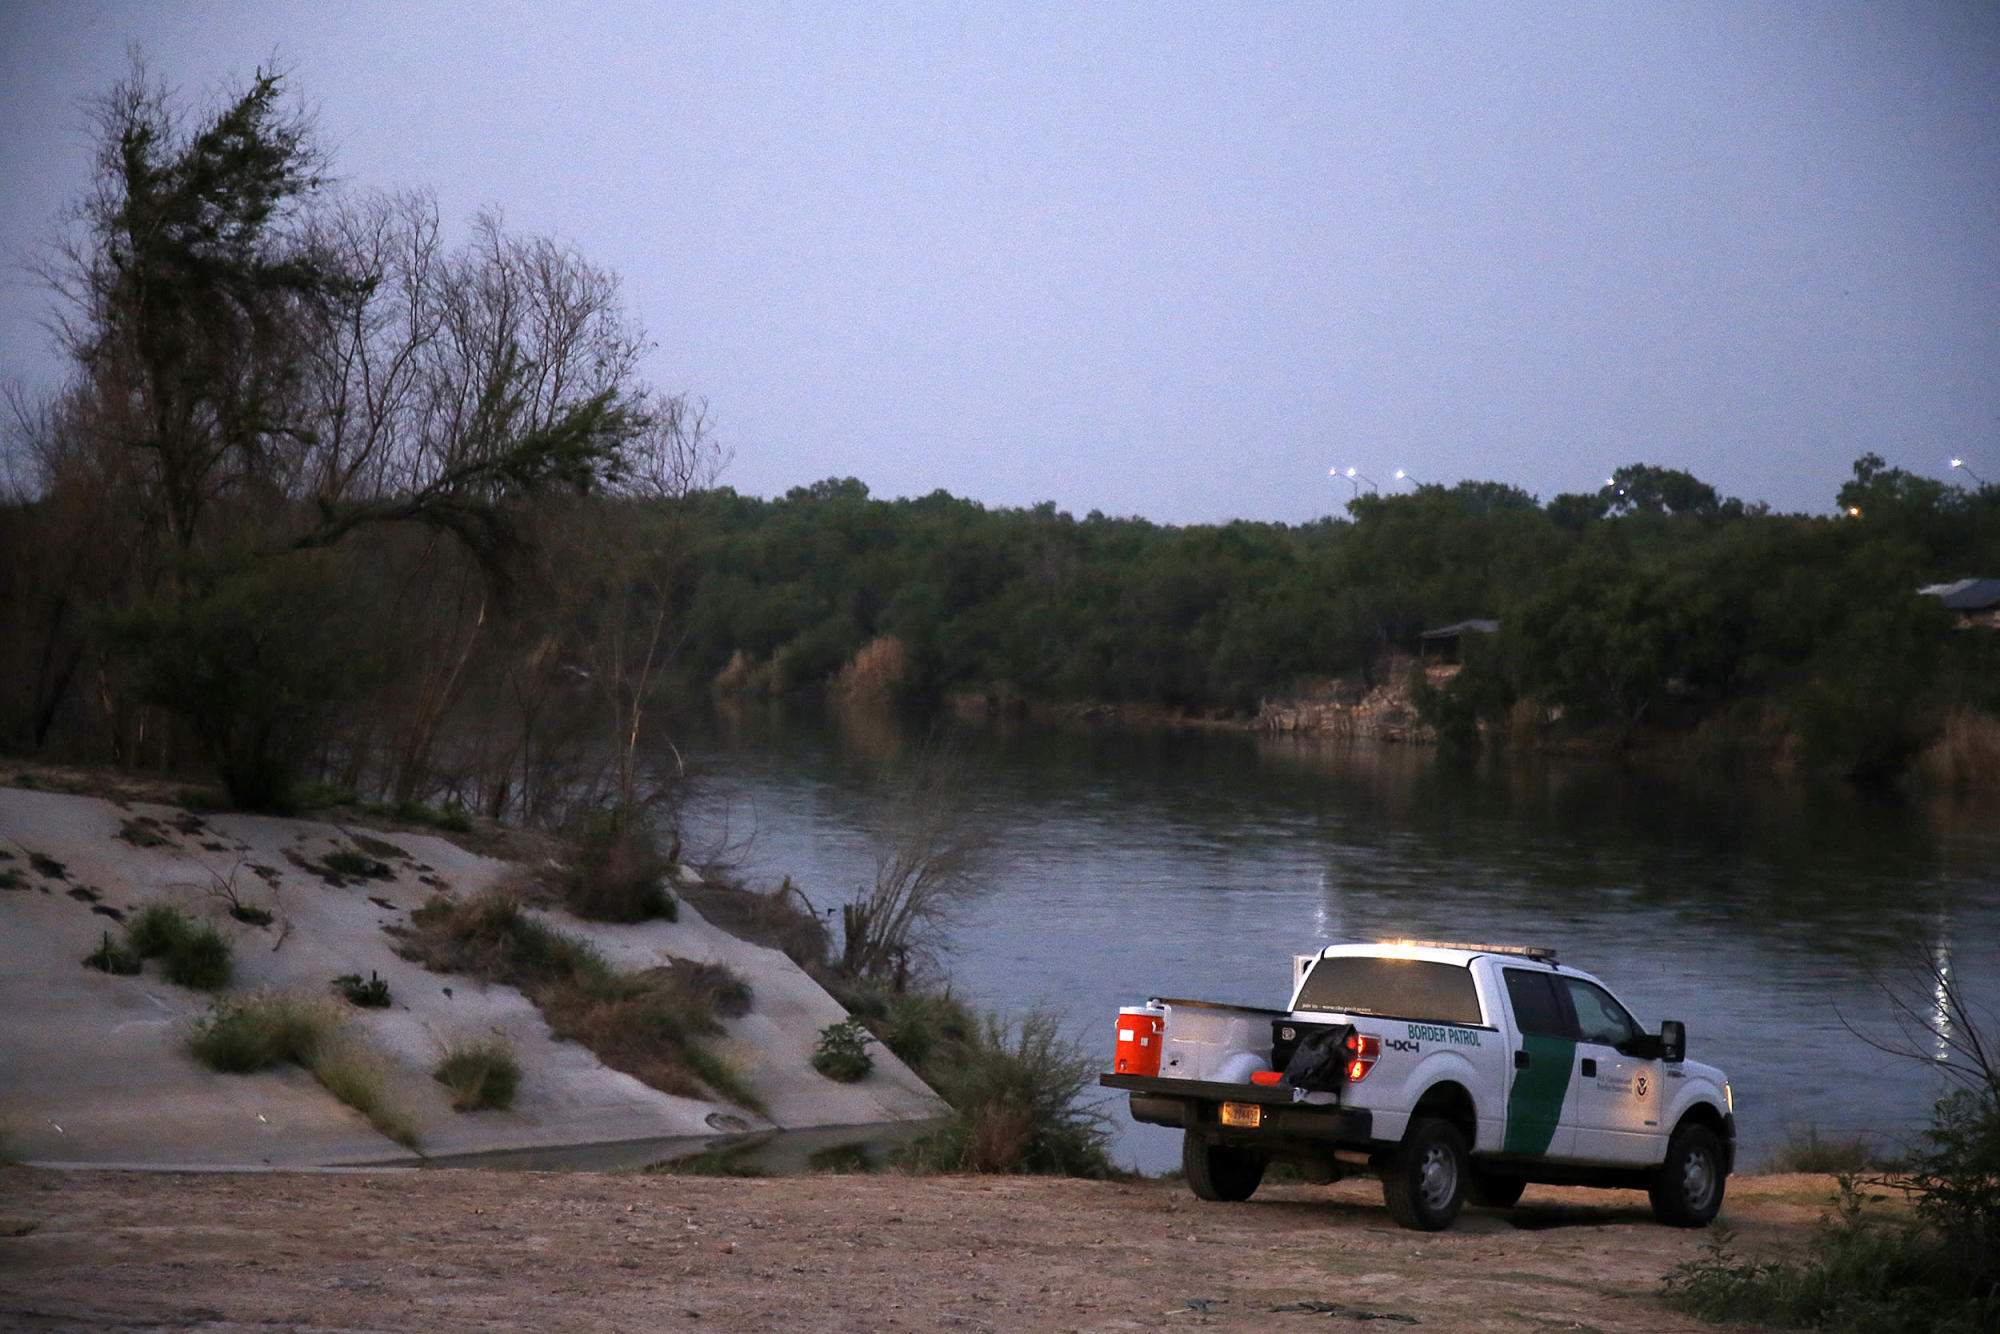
[1503,1034,1573,1156]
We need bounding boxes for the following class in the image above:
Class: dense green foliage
[1666,1109,1999,1332]
[671,461,1999,777]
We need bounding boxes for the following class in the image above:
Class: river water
[672,704,2000,1175]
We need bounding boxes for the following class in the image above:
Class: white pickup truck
[1101,941,1735,1231]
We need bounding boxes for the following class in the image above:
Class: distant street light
[1393,469,1422,488]
[1345,467,1379,494]
[1950,457,1987,486]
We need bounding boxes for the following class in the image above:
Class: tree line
[672,459,1999,781]
[5,64,1996,815]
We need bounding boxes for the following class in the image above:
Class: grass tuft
[187,990,340,1072]
[83,930,142,975]
[433,1036,522,1111]
[161,922,233,990]
[393,888,759,1112]
[127,902,193,957]
[185,991,416,1147]
[126,902,233,989]
[1768,1125,1887,1175]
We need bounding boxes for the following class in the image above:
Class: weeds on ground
[127,902,193,957]
[82,930,142,975]
[125,902,234,990]
[832,979,1113,1178]
[160,922,233,989]
[557,819,677,923]
[902,1009,1115,1177]
[185,991,416,1146]
[811,1018,876,1082]
[1769,1126,1887,1175]
[187,990,341,1071]
[363,799,471,833]
[392,889,758,1112]
[332,970,392,1007]
[1664,1177,1997,1332]
[433,1036,522,1111]
[678,874,829,969]
[294,784,472,834]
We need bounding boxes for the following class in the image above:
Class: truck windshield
[1294,957,1484,1026]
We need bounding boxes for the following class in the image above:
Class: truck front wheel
[1382,1117,1468,1231]
[1649,1123,1725,1227]
[1182,1133,1266,1202]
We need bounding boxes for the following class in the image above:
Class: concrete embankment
[0,783,943,1170]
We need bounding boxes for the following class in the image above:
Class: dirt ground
[0,1166,1837,1333]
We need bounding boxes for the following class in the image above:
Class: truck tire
[1382,1117,1467,1231]
[1182,1132,1265,1202]
[1649,1123,1725,1227]
[1467,1169,1526,1209]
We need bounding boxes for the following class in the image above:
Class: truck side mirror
[1659,1020,1685,1064]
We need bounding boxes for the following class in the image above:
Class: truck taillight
[1344,1032,1381,1082]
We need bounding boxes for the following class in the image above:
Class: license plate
[1220,1101,1261,1129]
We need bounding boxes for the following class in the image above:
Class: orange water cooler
[1114,1003,1166,1076]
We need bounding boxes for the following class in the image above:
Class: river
[671,703,2000,1175]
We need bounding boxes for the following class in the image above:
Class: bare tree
[839,740,991,989]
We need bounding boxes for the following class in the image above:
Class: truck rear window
[1294,957,1484,1026]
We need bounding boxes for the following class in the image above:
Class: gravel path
[0,1167,1830,1332]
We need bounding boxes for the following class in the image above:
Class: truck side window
[1503,968,1567,1038]
[1560,978,1640,1048]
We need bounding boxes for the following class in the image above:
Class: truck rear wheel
[1182,1132,1266,1202]
[1649,1123,1725,1227]
[1382,1117,1467,1231]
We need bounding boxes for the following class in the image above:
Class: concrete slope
[0,785,943,1168]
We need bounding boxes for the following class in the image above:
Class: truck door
[1500,968,1575,1159]
[1557,976,1662,1165]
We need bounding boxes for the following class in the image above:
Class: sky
[2,2,1996,525]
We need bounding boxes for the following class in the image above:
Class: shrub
[394,890,611,990]
[902,1009,1113,1178]
[433,1036,522,1111]
[333,971,392,1007]
[82,931,142,975]
[161,921,233,990]
[811,1018,876,1083]
[1669,1090,2000,1331]
[127,902,193,957]
[561,820,677,924]
[188,991,340,1072]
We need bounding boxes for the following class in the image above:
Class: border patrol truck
[1100,941,1735,1231]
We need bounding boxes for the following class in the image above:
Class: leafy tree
[1601,463,1723,518]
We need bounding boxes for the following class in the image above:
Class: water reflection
[671,705,2000,1173]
